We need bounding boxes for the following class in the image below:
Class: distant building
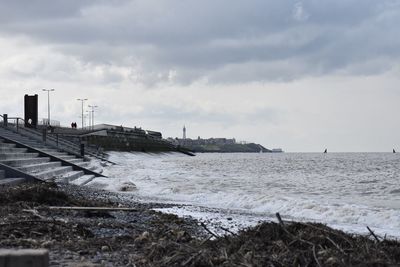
[171,137,236,147]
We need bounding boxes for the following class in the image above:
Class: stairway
[0,168,26,187]
[0,127,106,186]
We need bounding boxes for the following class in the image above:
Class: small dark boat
[324,149,327,154]
[394,149,396,153]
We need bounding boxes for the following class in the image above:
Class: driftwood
[200,222,219,239]
[367,226,381,242]
[45,206,138,212]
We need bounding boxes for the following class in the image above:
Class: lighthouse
[183,125,186,139]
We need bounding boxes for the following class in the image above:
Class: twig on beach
[326,236,346,255]
[276,213,285,226]
[220,226,237,236]
[45,206,138,212]
[22,209,47,220]
[304,222,354,247]
[313,245,322,267]
[199,235,213,247]
[182,251,203,266]
[275,213,295,239]
[367,226,380,243]
[200,222,219,239]
[0,219,67,227]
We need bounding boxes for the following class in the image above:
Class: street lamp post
[86,111,91,129]
[77,98,88,129]
[42,89,55,126]
[88,105,98,130]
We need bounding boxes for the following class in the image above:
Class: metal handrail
[7,117,82,148]
[5,124,83,157]
[3,117,108,160]
[21,126,103,157]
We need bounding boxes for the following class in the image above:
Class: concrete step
[0,157,51,167]
[0,135,29,141]
[0,147,28,153]
[59,170,85,183]
[0,178,26,187]
[0,136,42,147]
[34,166,73,180]
[40,151,68,156]
[17,161,62,173]
[0,142,17,148]
[39,148,62,153]
[0,134,38,142]
[19,141,44,147]
[31,145,48,149]
[0,170,4,179]
[0,152,39,160]
[57,155,77,161]
[75,161,90,168]
[68,158,85,163]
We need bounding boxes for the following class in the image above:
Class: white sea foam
[88,152,400,237]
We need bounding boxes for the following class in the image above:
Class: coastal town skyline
[0,1,399,152]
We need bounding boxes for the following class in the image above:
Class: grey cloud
[99,103,280,129]
[1,0,399,85]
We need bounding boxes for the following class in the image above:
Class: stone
[0,249,49,267]
[118,182,137,192]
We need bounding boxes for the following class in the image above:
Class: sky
[0,0,399,152]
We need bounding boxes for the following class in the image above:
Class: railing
[40,118,60,127]
[1,115,109,160]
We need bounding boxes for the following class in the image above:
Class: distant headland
[167,126,283,153]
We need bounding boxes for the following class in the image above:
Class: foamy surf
[85,151,400,238]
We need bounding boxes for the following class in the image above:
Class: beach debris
[45,206,138,212]
[118,181,137,192]
[2,183,400,266]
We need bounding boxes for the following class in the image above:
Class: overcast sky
[0,0,399,152]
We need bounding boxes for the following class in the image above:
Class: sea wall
[84,135,177,152]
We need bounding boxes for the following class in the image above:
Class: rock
[101,246,109,252]
[118,182,137,192]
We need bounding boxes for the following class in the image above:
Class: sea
[87,152,400,238]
